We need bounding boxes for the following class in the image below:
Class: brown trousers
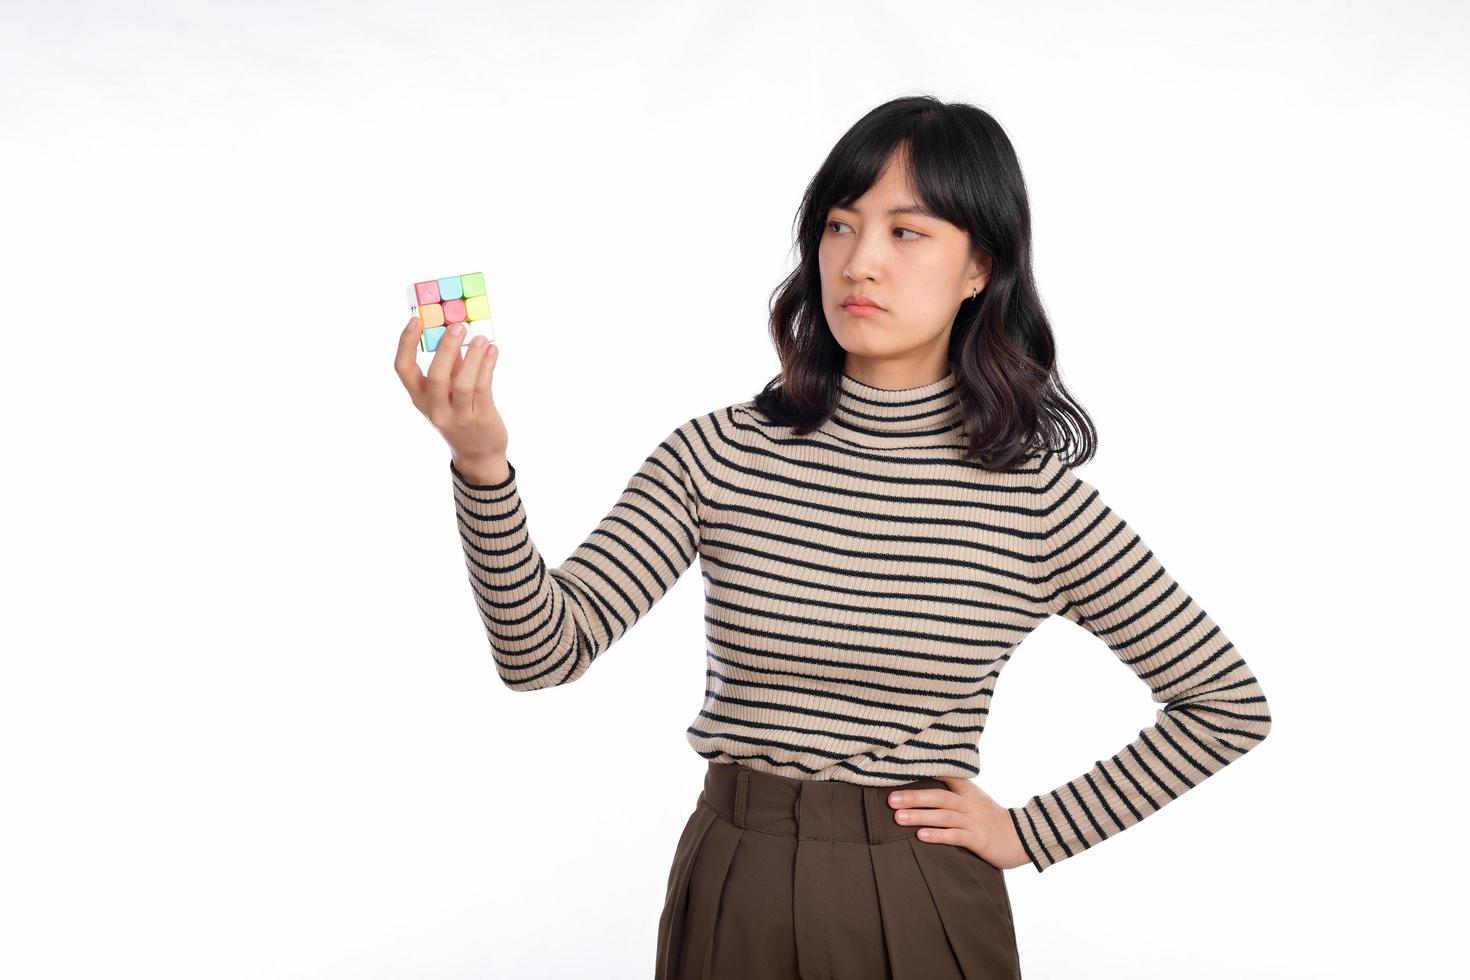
[655,760,1022,980]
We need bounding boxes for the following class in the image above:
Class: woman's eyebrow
[832,202,938,218]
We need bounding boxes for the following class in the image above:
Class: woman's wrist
[989,802,1033,871]
[453,454,510,486]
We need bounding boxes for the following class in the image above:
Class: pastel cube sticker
[408,271,495,353]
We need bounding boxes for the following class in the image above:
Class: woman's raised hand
[394,318,508,479]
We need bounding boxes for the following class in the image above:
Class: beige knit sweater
[449,367,1272,873]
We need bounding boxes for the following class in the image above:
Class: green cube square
[461,272,486,298]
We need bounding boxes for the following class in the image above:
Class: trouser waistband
[698,760,948,844]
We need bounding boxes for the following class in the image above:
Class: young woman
[394,95,1273,980]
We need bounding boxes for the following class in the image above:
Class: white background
[4,1,1466,977]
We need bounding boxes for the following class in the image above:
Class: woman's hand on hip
[888,776,1030,871]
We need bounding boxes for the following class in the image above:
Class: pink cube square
[414,280,441,305]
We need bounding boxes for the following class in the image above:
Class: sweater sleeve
[1007,452,1273,873]
[449,417,706,691]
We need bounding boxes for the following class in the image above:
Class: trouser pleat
[655,803,720,980]
[868,835,965,979]
[680,813,745,980]
[908,837,1023,980]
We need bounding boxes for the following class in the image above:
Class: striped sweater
[449,367,1272,873]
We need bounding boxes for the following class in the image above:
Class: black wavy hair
[752,94,1096,472]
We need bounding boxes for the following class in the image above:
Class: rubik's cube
[409,271,495,353]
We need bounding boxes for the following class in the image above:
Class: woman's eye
[826,220,923,241]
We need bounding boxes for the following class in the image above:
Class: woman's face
[818,149,990,379]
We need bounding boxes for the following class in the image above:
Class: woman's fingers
[453,334,491,420]
[887,788,963,811]
[424,322,467,415]
[893,806,963,828]
[393,317,428,408]
[397,319,498,453]
[474,337,498,415]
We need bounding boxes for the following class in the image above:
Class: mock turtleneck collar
[831,367,965,437]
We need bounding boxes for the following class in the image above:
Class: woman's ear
[970,249,993,293]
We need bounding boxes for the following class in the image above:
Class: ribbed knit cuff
[449,459,542,596]
[451,457,520,524]
[450,457,516,491]
[1007,804,1049,874]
